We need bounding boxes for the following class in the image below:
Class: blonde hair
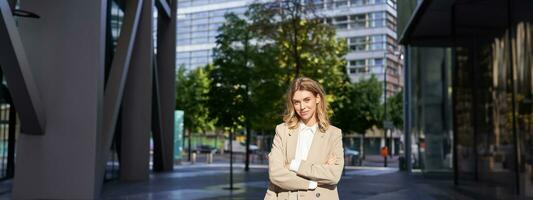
[283,77,330,132]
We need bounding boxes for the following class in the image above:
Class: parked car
[344,147,362,166]
[224,140,259,153]
[194,145,217,154]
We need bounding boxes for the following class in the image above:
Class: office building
[177,0,402,95]
[400,0,533,198]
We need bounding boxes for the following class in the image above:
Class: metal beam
[120,0,154,181]
[151,56,166,171]
[153,0,176,171]
[7,0,15,9]
[102,0,142,154]
[0,0,44,134]
[404,46,412,174]
[156,0,170,19]
[98,0,143,187]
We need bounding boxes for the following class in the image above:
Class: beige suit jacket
[264,123,344,200]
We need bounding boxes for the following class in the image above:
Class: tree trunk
[361,133,366,160]
[245,119,251,171]
[187,129,192,161]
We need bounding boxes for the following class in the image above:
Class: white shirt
[289,122,318,189]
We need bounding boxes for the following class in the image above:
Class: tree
[208,13,258,179]
[387,90,403,129]
[208,1,350,167]
[208,13,252,130]
[331,76,383,157]
[175,65,214,161]
[247,1,348,92]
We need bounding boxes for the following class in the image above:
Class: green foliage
[387,90,404,129]
[331,76,383,134]
[201,1,392,137]
[208,13,289,133]
[208,13,254,130]
[247,1,348,92]
[246,1,350,129]
[175,65,215,134]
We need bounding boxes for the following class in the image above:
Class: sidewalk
[2,162,529,199]
[100,163,479,200]
[3,153,529,200]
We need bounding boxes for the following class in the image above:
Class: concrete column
[12,0,106,198]
[119,0,153,181]
[153,0,176,172]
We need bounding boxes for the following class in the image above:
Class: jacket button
[316,193,320,198]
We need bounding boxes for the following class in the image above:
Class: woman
[265,77,344,200]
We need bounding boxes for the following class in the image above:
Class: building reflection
[400,0,533,198]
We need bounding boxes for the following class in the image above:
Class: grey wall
[12,0,106,199]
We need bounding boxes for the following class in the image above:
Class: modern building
[177,0,403,156]
[400,0,533,198]
[0,0,177,199]
[176,0,402,96]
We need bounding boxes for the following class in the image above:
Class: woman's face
[292,90,320,123]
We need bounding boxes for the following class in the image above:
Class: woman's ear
[316,94,321,104]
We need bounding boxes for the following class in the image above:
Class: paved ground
[3,153,531,199]
[102,164,404,200]
[101,162,533,200]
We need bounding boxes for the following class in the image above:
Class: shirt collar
[299,121,318,134]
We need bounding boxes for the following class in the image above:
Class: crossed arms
[268,125,344,190]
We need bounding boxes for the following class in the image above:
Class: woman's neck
[301,116,317,127]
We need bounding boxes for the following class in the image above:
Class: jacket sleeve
[295,130,344,185]
[268,124,312,190]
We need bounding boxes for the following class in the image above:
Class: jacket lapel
[286,126,298,161]
[306,128,326,163]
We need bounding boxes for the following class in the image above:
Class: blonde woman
[265,77,344,200]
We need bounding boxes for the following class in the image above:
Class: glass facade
[400,0,533,197]
[176,0,402,95]
[325,11,396,31]
[406,47,453,171]
[176,5,247,70]
[319,0,396,9]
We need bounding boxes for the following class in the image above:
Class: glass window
[192,0,209,6]
[350,59,365,67]
[374,58,384,65]
[350,0,364,6]
[335,0,348,8]
[335,16,348,23]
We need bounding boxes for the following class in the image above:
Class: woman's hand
[325,152,336,165]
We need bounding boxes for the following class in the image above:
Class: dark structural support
[5,0,176,198]
[12,0,107,198]
[404,46,412,174]
[119,0,154,181]
[156,0,170,18]
[153,0,177,172]
[98,0,143,193]
[0,0,44,135]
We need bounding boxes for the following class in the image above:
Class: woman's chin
[299,116,310,121]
